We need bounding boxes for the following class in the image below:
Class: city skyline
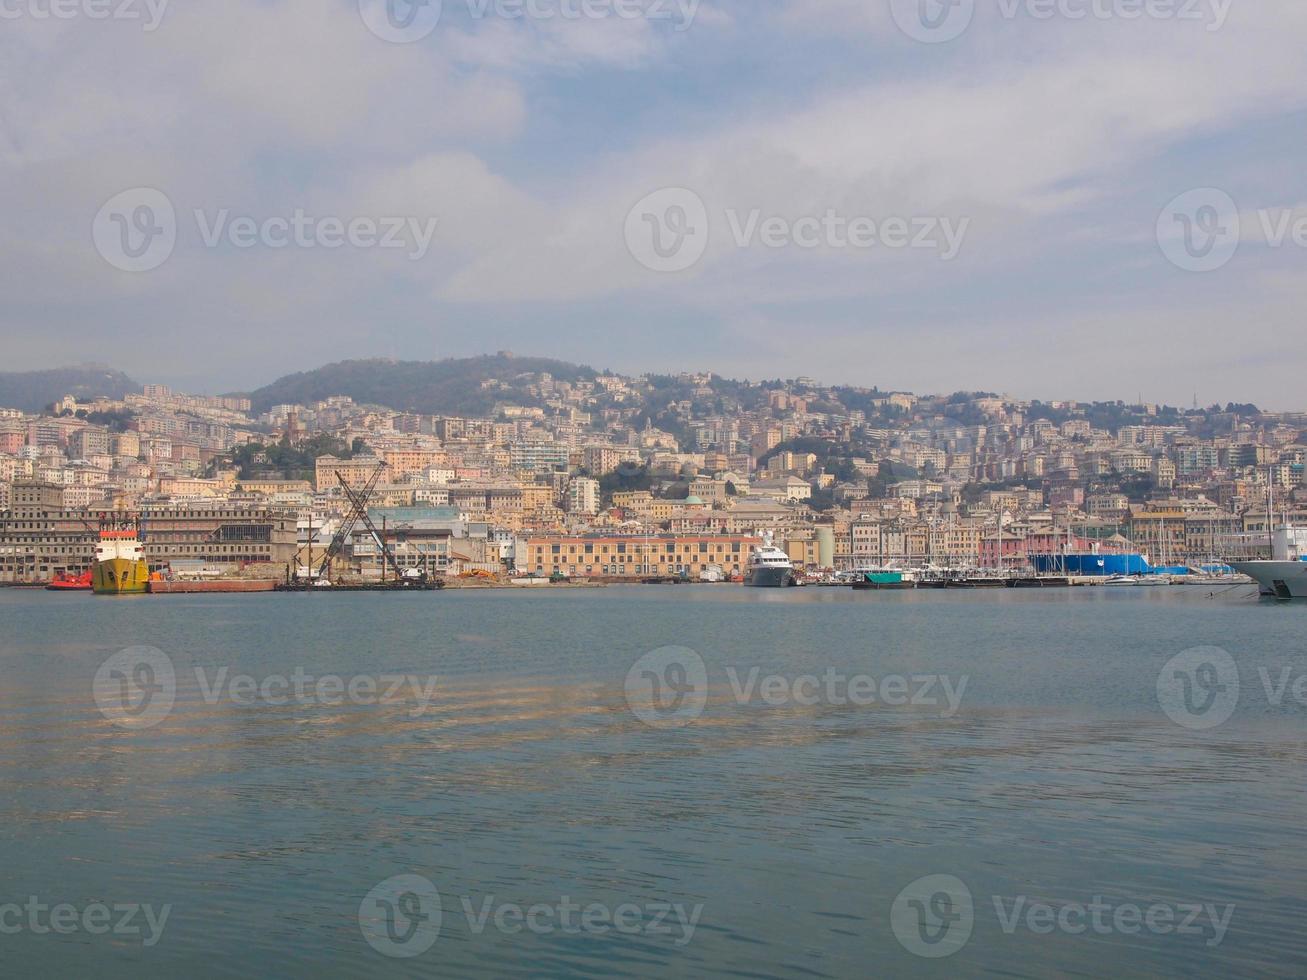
[0,353,1288,415]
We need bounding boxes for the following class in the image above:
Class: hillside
[245,355,600,416]
[0,366,138,413]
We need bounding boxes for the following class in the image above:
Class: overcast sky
[3,0,1305,407]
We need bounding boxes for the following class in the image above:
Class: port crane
[338,475,412,583]
[312,462,387,582]
[310,462,422,585]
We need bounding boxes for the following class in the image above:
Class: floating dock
[148,580,279,594]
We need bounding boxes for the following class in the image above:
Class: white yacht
[1231,527,1307,599]
[744,535,795,588]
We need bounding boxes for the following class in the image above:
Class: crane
[313,461,387,582]
[339,478,413,584]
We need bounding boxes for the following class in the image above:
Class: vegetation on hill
[217,435,368,482]
[0,367,137,413]
[244,355,600,416]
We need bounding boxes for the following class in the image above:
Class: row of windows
[538,564,744,575]
[540,542,745,557]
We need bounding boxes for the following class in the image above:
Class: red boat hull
[46,571,93,591]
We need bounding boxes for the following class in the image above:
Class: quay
[148,580,279,594]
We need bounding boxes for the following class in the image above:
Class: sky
[3,0,1306,408]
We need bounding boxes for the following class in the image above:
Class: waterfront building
[522,534,761,579]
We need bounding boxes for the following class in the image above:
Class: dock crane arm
[314,462,387,579]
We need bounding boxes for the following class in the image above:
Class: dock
[148,580,279,594]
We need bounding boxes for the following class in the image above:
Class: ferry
[1230,528,1307,599]
[744,535,795,588]
[92,520,151,595]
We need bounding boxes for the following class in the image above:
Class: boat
[744,535,795,588]
[851,566,917,590]
[46,569,92,591]
[92,520,151,595]
[1230,527,1307,599]
[1103,575,1140,587]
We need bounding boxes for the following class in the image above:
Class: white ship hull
[1230,561,1307,599]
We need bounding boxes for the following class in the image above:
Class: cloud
[0,0,1305,404]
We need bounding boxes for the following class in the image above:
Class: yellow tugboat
[92,520,151,595]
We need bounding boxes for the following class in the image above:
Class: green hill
[0,366,138,413]
[245,355,600,416]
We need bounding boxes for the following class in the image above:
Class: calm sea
[1,585,1305,977]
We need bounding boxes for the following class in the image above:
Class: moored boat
[1230,528,1307,599]
[46,569,93,591]
[744,535,795,588]
[92,521,150,595]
